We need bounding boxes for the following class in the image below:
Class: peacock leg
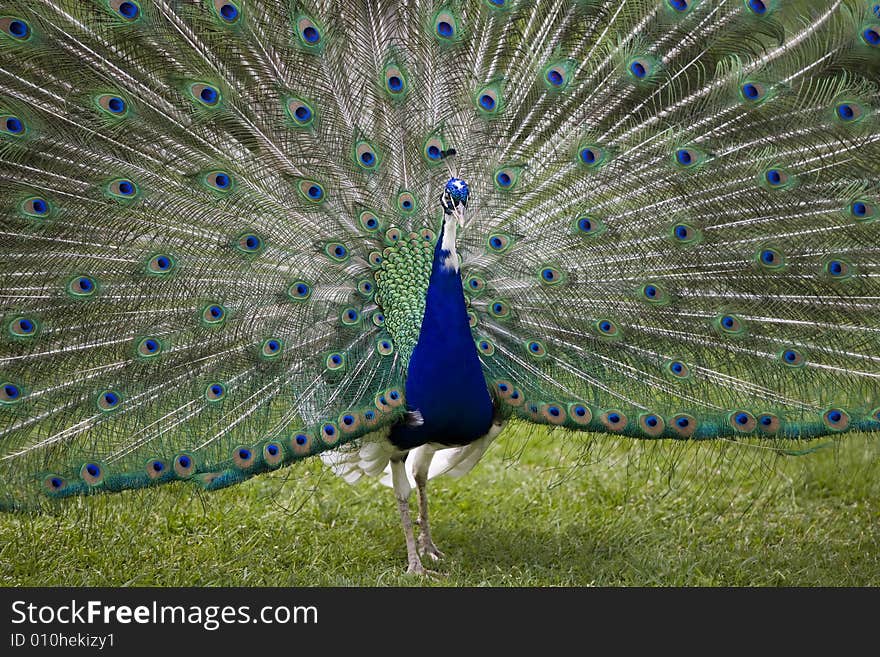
[411,446,445,561]
[390,457,426,575]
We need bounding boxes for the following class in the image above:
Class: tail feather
[1,0,879,509]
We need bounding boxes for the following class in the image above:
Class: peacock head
[442,177,469,215]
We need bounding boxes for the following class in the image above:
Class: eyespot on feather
[493,166,522,190]
[287,281,311,301]
[540,403,567,425]
[189,83,221,107]
[383,63,408,97]
[494,380,514,400]
[756,413,780,434]
[135,336,162,359]
[666,0,694,13]
[740,81,769,103]
[297,179,326,203]
[849,199,876,221]
[487,233,513,253]
[600,410,627,432]
[340,307,361,326]
[96,94,129,117]
[67,275,98,298]
[670,222,701,245]
[285,97,315,127]
[205,170,234,192]
[594,318,621,339]
[823,257,854,281]
[357,279,375,298]
[861,25,880,48]
[146,459,167,480]
[761,167,794,190]
[488,299,511,319]
[1,114,25,137]
[627,56,659,83]
[779,348,805,368]
[574,215,605,237]
[577,143,610,169]
[822,408,850,431]
[665,359,691,380]
[355,141,380,170]
[205,382,226,402]
[262,441,284,467]
[397,192,417,214]
[423,135,447,164]
[639,413,665,437]
[234,232,264,255]
[359,210,382,232]
[339,412,362,434]
[729,411,757,432]
[1,17,32,41]
[376,338,394,356]
[0,382,23,405]
[466,275,486,294]
[326,352,346,371]
[715,313,747,336]
[146,253,175,275]
[756,247,785,270]
[568,404,592,426]
[260,338,283,359]
[324,242,349,262]
[21,196,51,218]
[433,10,459,42]
[672,147,705,169]
[639,283,668,304]
[543,61,572,90]
[321,423,339,446]
[295,15,323,49]
[833,101,864,124]
[525,340,547,358]
[9,316,39,338]
[290,431,312,456]
[96,390,122,412]
[744,0,776,16]
[232,446,257,470]
[80,462,105,486]
[200,303,227,326]
[107,178,138,199]
[476,338,495,356]
[108,1,141,22]
[174,453,196,478]
[213,1,241,24]
[671,414,697,438]
[475,83,503,115]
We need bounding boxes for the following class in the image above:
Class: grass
[1,424,879,586]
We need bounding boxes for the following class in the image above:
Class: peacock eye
[214,1,241,23]
[112,1,141,21]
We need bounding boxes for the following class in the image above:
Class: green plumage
[0,0,879,519]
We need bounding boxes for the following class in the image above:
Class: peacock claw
[417,535,445,562]
[406,561,444,578]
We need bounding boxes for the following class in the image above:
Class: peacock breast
[372,229,436,361]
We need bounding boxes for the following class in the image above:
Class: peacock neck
[388,215,494,450]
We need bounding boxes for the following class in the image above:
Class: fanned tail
[1,1,879,510]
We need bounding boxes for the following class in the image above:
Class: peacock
[1,0,879,576]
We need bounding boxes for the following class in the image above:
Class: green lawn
[1,424,878,586]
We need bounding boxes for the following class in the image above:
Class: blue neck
[388,217,494,449]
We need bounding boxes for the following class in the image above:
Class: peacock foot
[406,558,442,578]
[417,533,445,562]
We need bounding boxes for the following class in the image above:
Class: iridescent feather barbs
[1,0,879,573]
